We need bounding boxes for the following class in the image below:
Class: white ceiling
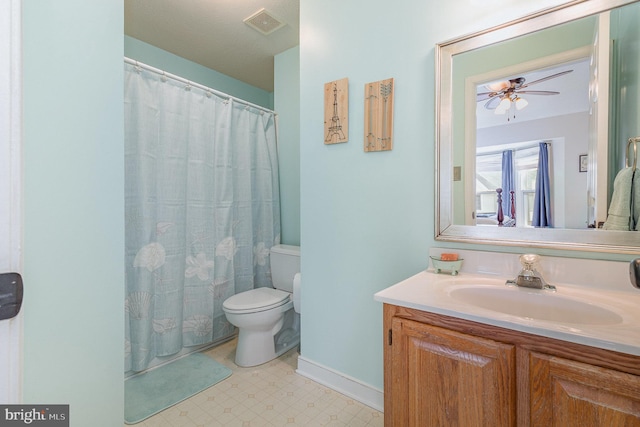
[124,0,300,92]
[476,58,591,129]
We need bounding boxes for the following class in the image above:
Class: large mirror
[436,0,640,254]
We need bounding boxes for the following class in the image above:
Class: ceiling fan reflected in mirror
[477,69,574,118]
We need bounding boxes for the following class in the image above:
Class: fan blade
[477,91,497,102]
[520,69,573,88]
[485,80,511,92]
[484,96,501,110]
[510,77,526,89]
[517,90,560,96]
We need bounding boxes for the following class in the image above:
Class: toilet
[222,244,300,367]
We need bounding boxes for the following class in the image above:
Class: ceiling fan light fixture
[495,97,511,114]
[515,96,528,110]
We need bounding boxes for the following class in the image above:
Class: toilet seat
[223,287,290,314]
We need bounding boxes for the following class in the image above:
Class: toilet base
[234,309,300,367]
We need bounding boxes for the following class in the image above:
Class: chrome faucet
[506,254,556,291]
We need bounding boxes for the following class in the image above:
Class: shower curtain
[124,61,281,372]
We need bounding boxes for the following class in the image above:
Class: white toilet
[222,244,300,367]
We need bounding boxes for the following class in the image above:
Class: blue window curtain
[532,142,552,227]
[501,150,514,219]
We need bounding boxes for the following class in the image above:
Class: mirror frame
[435,0,640,255]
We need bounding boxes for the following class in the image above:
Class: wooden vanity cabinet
[527,352,640,426]
[384,304,640,427]
[388,315,516,426]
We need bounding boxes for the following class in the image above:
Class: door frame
[0,0,23,404]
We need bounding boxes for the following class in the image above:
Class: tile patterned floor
[130,338,383,426]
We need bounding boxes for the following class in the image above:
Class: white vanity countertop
[374,269,640,357]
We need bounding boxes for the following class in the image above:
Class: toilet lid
[223,288,290,313]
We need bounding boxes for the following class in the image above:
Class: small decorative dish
[430,256,463,276]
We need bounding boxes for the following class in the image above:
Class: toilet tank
[270,244,300,292]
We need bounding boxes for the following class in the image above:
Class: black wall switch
[0,272,23,320]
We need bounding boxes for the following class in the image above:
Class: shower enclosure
[124,60,280,372]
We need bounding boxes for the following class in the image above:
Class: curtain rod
[477,140,550,157]
[124,57,277,116]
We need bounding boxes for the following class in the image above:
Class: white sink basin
[449,285,623,325]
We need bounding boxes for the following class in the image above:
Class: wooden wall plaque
[324,78,349,144]
[364,78,394,152]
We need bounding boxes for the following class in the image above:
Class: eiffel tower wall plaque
[324,78,349,144]
[364,78,394,152]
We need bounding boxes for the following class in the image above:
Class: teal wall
[125,36,274,110]
[274,46,301,246]
[298,0,613,392]
[22,1,124,426]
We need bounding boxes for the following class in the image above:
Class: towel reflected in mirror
[603,167,640,231]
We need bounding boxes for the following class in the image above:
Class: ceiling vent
[243,8,286,35]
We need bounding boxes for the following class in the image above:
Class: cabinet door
[389,317,516,427]
[529,352,640,426]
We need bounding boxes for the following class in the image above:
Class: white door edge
[0,0,24,404]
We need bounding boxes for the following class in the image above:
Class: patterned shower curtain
[124,62,281,372]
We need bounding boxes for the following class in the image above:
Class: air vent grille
[243,8,286,35]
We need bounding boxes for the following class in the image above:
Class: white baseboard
[296,355,384,412]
